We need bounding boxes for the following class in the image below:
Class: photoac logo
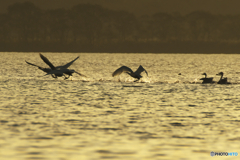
[210,151,238,157]
[210,151,215,157]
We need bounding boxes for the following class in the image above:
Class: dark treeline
[1,2,240,53]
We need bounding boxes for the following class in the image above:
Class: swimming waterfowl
[112,65,148,82]
[216,72,229,84]
[200,73,214,84]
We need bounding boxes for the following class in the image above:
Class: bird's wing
[25,60,52,73]
[112,66,133,77]
[58,56,79,69]
[25,60,41,68]
[135,65,148,76]
[39,53,55,70]
[74,71,87,77]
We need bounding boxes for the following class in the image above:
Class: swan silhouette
[200,73,214,84]
[26,53,84,79]
[39,53,79,70]
[216,72,230,84]
[39,53,86,79]
[112,65,148,82]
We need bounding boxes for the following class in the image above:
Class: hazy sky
[1,0,240,15]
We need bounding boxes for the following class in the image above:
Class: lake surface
[0,52,240,160]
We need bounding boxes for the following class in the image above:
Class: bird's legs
[134,78,140,82]
[51,74,57,78]
[64,74,71,80]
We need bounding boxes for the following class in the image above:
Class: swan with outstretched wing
[26,53,84,79]
[112,65,148,82]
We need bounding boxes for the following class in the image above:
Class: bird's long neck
[220,74,223,80]
[205,74,207,78]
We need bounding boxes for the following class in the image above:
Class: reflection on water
[0,53,240,160]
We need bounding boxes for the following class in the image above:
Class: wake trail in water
[2,76,238,84]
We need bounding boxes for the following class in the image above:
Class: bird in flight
[112,65,148,82]
[26,53,85,79]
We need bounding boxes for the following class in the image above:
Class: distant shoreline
[2,3,240,54]
[1,41,240,53]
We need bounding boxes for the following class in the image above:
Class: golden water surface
[0,53,240,160]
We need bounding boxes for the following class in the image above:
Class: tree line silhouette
[1,2,240,53]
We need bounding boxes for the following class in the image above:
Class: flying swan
[26,53,85,79]
[39,53,86,79]
[112,65,148,82]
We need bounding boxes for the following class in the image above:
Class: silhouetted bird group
[26,53,148,82]
[200,72,231,84]
[26,53,86,80]
[26,53,231,84]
